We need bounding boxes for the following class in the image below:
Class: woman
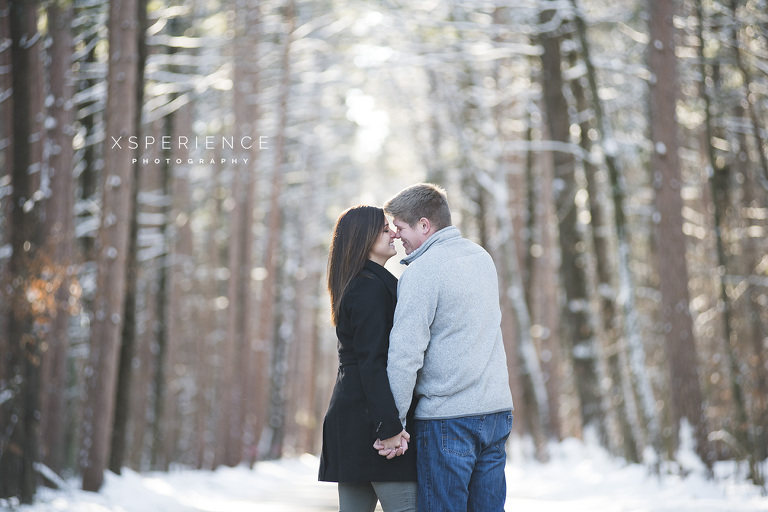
[319,205,417,512]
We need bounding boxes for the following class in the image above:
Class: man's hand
[373,429,410,459]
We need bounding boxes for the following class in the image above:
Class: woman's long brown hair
[327,206,386,326]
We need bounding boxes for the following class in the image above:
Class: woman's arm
[344,278,403,441]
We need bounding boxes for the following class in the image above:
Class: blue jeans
[415,411,512,512]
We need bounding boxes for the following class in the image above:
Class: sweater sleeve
[345,279,403,440]
[387,266,437,426]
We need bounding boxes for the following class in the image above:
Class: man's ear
[419,217,431,234]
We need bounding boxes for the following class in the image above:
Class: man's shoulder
[432,235,490,262]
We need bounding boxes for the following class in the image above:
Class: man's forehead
[392,218,409,228]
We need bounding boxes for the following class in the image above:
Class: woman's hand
[373,429,410,459]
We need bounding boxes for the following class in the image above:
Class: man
[376,183,514,512]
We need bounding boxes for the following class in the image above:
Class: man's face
[392,217,430,255]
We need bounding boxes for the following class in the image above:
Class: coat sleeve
[344,278,404,440]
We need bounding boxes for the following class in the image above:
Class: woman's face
[368,220,397,265]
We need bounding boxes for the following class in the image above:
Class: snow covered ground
[6,437,768,512]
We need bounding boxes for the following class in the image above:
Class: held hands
[373,429,410,459]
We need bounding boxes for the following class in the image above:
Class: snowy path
[13,439,768,512]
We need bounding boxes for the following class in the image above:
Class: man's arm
[387,268,437,426]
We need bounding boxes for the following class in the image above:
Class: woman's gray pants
[337,481,417,512]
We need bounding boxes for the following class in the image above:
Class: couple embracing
[319,183,514,512]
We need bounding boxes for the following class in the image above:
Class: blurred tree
[691,0,765,483]
[537,0,603,436]
[0,0,11,400]
[81,0,141,492]
[568,0,656,462]
[647,0,711,470]
[260,0,295,461]
[110,0,149,475]
[40,0,77,477]
[232,0,261,467]
[1,0,45,502]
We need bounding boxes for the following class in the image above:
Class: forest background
[1,0,767,504]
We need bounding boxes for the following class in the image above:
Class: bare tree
[167,102,196,467]
[724,1,767,478]
[232,0,261,463]
[126,118,165,472]
[259,0,295,460]
[567,0,663,462]
[693,0,761,480]
[0,0,12,400]
[725,0,768,186]
[110,0,149,475]
[81,0,140,491]
[148,118,172,471]
[565,45,628,459]
[647,0,711,469]
[1,0,45,502]
[537,0,603,435]
[40,0,77,476]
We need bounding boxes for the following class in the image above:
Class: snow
[9,437,768,512]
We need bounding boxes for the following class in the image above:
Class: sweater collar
[400,225,461,266]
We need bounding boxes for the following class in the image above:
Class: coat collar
[363,260,398,296]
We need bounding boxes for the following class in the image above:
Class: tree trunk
[149,118,172,471]
[81,0,140,492]
[726,0,766,478]
[487,170,552,457]
[727,0,768,185]
[74,9,102,266]
[126,118,164,472]
[40,0,76,476]
[740,133,768,474]
[224,152,244,466]
[168,101,196,466]
[205,141,232,469]
[538,1,602,434]
[233,0,261,462]
[694,0,755,475]
[2,0,45,502]
[0,0,12,399]
[200,143,226,469]
[521,110,563,444]
[285,172,321,455]
[259,0,294,460]
[647,0,711,470]
[223,3,258,460]
[110,0,148,475]
[565,44,630,459]
[569,0,659,462]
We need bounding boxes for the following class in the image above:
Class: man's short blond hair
[384,183,452,230]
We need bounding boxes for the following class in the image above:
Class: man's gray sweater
[388,226,514,426]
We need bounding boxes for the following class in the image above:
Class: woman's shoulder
[345,267,385,296]
[343,265,395,305]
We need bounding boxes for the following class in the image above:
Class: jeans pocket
[440,419,474,457]
[493,413,513,454]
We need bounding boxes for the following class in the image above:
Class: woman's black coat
[319,260,417,483]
